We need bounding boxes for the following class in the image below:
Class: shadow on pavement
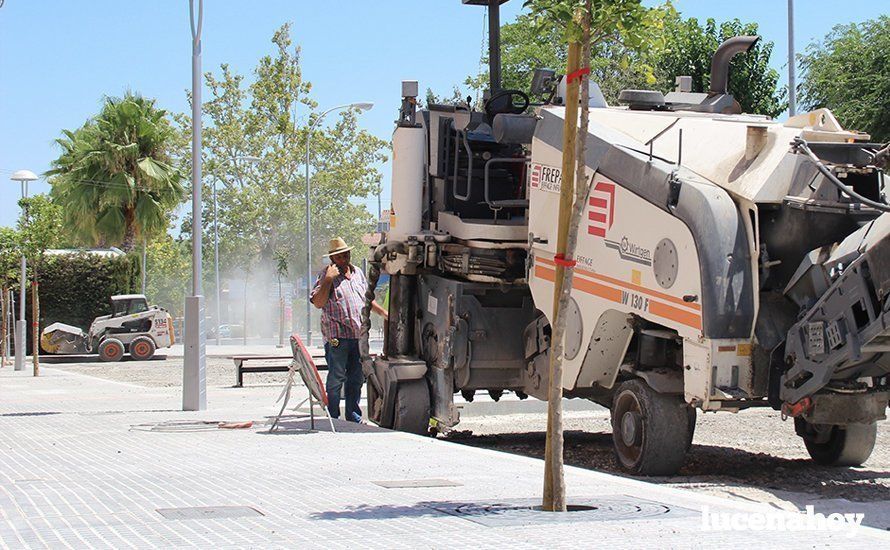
[41,355,168,364]
[0,411,62,417]
[259,416,388,434]
[310,503,450,521]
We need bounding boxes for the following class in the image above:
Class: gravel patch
[42,355,292,388]
[448,408,890,512]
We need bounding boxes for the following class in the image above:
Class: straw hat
[323,237,353,257]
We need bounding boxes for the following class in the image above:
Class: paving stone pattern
[0,367,886,548]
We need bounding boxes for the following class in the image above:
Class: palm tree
[48,93,185,252]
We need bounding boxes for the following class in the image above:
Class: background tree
[48,93,186,252]
[17,194,63,374]
[186,24,388,338]
[0,227,20,367]
[464,4,785,116]
[144,232,191,319]
[468,4,663,102]
[274,249,289,345]
[651,15,785,117]
[799,16,890,142]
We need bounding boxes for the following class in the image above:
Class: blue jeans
[324,338,363,422]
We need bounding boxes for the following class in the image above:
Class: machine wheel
[610,379,690,475]
[97,338,125,362]
[129,336,156,361]
[795,418,877,466]
[392,379,431,436]
[685,405,697,452]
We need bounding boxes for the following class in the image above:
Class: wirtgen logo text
[701,505,864,538]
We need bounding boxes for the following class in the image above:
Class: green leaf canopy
[47,93,186,252]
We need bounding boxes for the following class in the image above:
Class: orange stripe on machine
[536,256,701,311]
[534,260,702,330]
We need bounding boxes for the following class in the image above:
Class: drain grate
[156,506,264,520]
[373,479,463,489]
[428,496,695,527]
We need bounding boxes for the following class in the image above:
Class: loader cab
[110,295,149,318]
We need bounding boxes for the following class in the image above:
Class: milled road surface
[450,408,890,528]
[40,354,890,528]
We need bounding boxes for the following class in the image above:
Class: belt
[328,337,358,347]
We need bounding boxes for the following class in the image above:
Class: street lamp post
[10,169,37,372]
[213,179,220,346]
[304,102,373,347]
[787,0,796,116]
[183,0,206,411]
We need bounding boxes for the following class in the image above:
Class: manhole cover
[373,479,463,489]
[156,506,264,520]
[428,496,695,527]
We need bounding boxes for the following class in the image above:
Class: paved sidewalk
[0,367,886,548]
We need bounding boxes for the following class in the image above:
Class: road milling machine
[360,0,890,474]
[41,294,173,362]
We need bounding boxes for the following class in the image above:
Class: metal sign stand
[269,360,337,433]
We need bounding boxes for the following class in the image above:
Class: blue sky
[0,0,884,229]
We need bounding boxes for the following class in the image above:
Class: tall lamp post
[183,0,206,411]
[212,178,220,346]
[787,0,796,116]
[10,170,37,372]
[304,102,373,347]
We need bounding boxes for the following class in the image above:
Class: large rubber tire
[129,336,156,361]
[611,379,690,475]
[97,338,125,362]
[685,405,697,452]
[392,379,431,436]
[796,418,877,466]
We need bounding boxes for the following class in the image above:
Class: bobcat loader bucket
[41,323,90,354]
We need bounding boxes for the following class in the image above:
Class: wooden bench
[233,353,327,387]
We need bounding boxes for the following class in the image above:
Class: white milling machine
[359,0,890,474]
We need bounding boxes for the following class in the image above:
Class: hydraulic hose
[360,241,407,389]
[793,137,890,213]
[875,143,889,169]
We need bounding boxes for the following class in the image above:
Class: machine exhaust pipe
[709,36,759,95]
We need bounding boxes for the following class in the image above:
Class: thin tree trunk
[543,39,581,513]
[32,280,39,376]
[1,286,7,368]
[243,274,249,346]
[121,209,137,253]
[142,239,148,294]
[278,276,285,347]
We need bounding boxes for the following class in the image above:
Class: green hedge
[25,253,140,344]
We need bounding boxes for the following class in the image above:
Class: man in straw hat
[310,237,387,422]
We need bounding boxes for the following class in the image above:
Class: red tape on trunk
[554,253,576,268]
[567,67,590,84]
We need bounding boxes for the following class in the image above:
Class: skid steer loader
[359,0,890,475]
[41,294,173,362]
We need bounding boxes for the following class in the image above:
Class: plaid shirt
[311,264,368,341]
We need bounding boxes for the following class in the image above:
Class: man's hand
[311,266,339,309]
[371,300,388,320]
